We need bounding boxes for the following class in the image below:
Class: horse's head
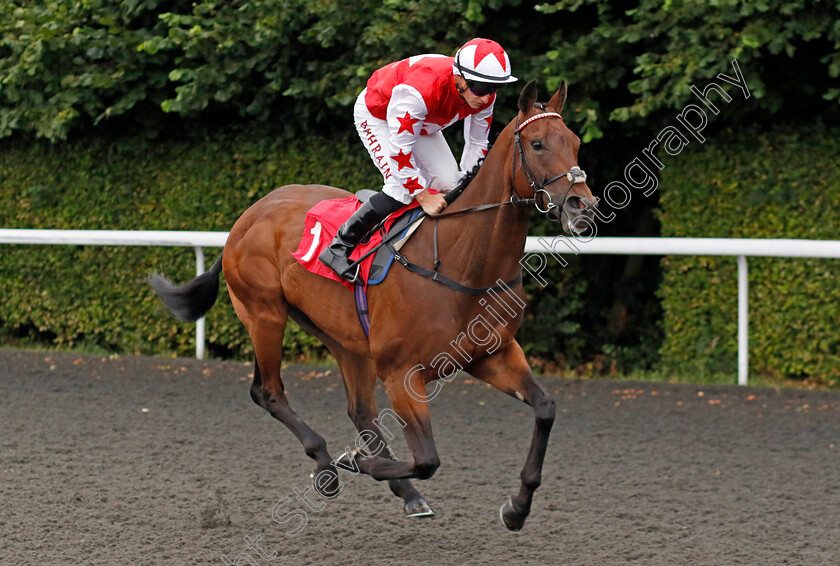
[512,81,597,235]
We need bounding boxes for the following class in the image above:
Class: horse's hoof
[310,468,341,498]
[499,497,524,531]
[404,497,435,518]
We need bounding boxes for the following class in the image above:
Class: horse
[150,80,596,531]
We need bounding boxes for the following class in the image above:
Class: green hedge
[658,128,840,386]
[0,130,381,359]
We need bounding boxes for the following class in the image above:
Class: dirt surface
[1,348,838,565]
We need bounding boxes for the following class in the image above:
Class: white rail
[2,230,839,384]
[524,237,840,385]
[0,230,227,360]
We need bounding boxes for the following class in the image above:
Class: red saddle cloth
[291,194,424,290]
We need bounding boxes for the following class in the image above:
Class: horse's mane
[444,156,485,204]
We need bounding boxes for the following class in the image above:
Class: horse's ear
[518,80,538,113]
[547,81,567,114]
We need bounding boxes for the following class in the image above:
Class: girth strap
[353,283,371,339]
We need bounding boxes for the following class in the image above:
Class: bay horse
[150,80,596,531]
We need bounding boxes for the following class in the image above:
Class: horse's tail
[148,253,224,322]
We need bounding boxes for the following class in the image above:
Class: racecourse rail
[2,229,839,386]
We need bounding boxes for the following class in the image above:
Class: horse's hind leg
[232,293,338,491]
[339,365,441,482]
[466,342,556,532]
[331,349,434,517]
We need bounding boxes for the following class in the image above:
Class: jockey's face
[455,75,495,109]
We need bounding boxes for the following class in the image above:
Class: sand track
[1,349,838,565]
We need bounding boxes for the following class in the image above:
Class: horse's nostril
[565,196,586,210]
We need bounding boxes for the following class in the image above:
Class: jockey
[319,38,518,284]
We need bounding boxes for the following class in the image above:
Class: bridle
[511,111,588,221]
[428,109,588,222]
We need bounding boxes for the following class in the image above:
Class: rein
[351,110,587,295]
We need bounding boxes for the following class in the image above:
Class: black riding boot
[319,193,403,284]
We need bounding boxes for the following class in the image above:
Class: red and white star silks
[391,148,414,171]
[354,54,494,203]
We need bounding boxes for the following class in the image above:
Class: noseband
[512,112,587,220]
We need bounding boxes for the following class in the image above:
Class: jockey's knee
[369,191,404,215]
[437,170,461,193]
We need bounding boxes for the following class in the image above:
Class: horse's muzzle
[561,195,597,235]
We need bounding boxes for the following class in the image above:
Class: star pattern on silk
[396,112,419,135]
[484,115,493,132]
[392,149,414,171]
[403,177,424,195]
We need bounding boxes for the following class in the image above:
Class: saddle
[291,191,427,291]
[355,190,425,285]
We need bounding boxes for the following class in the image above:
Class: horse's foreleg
[333,351,434,517]
[467,342,556,531]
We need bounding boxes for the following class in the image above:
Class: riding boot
[318,199,390,284]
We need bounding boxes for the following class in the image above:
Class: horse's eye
[531,140,543,150]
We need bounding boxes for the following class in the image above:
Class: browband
[516,112,563,132]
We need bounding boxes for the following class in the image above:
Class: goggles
[465,80,501,97]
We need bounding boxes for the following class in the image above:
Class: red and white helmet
[453,38,518,84]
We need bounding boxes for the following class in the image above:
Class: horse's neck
[439,135,530,283]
